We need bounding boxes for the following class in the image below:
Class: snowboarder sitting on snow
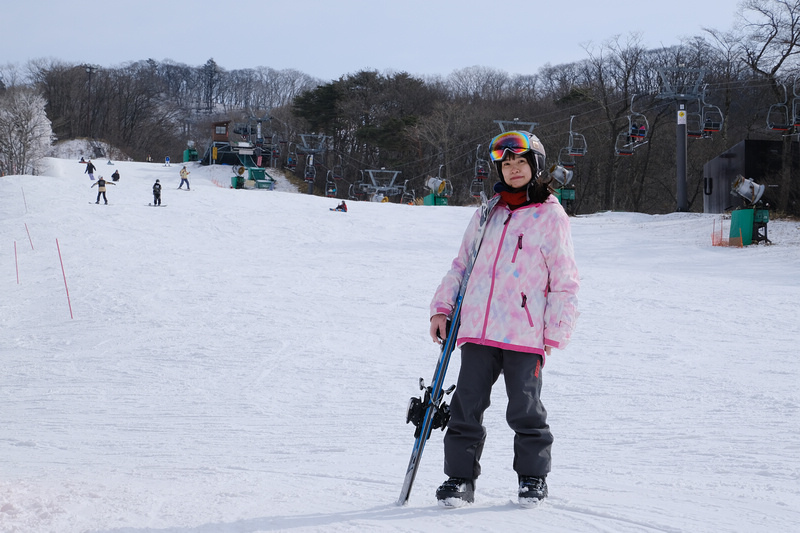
[111,170,120,181]
[178,166,190,190]
[429,130,579,508]
[91,176,115,204]
[153,179,162,206]
[85,159,97,180]
[334,201,347,212]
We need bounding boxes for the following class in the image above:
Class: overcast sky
[4,0,741,81]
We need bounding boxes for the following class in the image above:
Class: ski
[147,204,167,207]
[397,191,500,506]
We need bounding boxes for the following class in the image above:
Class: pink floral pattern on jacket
[430,195,579,361]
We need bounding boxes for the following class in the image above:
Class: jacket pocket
[521,292,534,327]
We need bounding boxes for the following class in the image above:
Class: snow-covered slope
[1,159,799,532]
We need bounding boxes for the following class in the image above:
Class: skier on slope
[428,131,579,507]
[152,179,162,206]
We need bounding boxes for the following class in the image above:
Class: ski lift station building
[703,139,785,214]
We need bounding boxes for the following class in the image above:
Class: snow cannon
[548,164,573,187]
[426,177,446,195]
[731,175,765,205]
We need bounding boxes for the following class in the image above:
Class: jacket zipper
[512,234,523,263]
[480,210,512,339]
[521,292,534,327]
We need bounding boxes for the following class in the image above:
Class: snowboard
[148,204,167,207]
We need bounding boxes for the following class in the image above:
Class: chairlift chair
[566,116,588,156]
[614,131,635,156]
[474,145,491,180]
[615,112,647,156]
[628,94,649,142]
[325,171,337,197]
[558,147,576,170]
[286,143,298,170]
[767,84,792,131]
[332,155,344,180]
[401,180,416,204]
[304,164,316,182]
[687,108,707,139]
[700,90,724,133]
[470,179,484,198]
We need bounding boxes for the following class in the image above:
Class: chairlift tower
[358,169,403,201]
[656,67,707,212]
[297,133,329,194]
[494,118,539,133]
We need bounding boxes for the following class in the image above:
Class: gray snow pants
[443,343,553,480]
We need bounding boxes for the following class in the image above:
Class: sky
[4,0,742,81]
[1,146,798,531]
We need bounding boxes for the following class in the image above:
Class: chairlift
[332,155,344,180]
[615,96,649,156]
[557,147,576,170]
[614,130,635,156]
[565,116,588,156]
[325,171,337,197]
[470,179,484,198]
[401,180,416,204]
[685,99,708,139]
[304,164,316,182]
[767,84,791,131]
[474,145,491,180]
[700,87,723,133]
[629,94,650,141]
[286,142,298,170]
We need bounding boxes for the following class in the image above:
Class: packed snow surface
[1,157,799,532]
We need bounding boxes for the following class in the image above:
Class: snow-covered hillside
[1,158,799,532]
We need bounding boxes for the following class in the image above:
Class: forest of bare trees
[2,0,800,215]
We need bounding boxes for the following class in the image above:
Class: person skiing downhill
[153,179,162,205]
[90,175,115,204]
[428,131,579,507]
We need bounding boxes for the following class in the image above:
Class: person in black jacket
[111,170,120,181]
[152,179,162,206]
[85,159,96,180]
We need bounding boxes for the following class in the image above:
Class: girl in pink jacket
[429,131,579,507]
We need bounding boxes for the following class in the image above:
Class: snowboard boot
[518,475,547,506]
[436,477,474,507]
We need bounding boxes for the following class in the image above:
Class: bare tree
[0,86,53,175]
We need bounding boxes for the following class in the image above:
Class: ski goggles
[489,131,532,161]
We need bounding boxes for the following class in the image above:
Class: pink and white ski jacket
[430,195,579,360]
